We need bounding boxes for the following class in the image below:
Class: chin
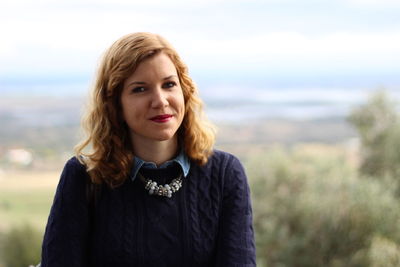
[152,132,177,142]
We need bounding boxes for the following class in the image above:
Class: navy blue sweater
[41,150,256,266]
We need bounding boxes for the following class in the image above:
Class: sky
[1,0,400,94]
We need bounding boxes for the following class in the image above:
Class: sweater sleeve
[215,154,256,267]
[41,157,90,267]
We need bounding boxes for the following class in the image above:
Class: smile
[150,114,173,123]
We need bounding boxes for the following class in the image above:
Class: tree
[348,90,400,180]
[248,146,400,266]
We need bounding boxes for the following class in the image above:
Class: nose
[151,87,169,109]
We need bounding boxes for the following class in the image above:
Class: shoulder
[60,156,88,182]
[210,150,248,191]
[64,156,87,171]
[190,149,246,183]
[208,149,239,163]
[55,156,89,197]
[206,149,244,171]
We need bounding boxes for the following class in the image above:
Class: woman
[41,32,256,266]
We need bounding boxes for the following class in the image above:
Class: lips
[150,114,173,123]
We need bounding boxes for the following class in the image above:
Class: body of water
[1,82,400,124]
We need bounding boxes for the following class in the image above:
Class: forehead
[128,52,177,80]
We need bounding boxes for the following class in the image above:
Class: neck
[131,136,179,166]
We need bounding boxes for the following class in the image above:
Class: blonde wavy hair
[75,32,216,188]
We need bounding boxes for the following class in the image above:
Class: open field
[0,142,358,233]
[0,171,59,232]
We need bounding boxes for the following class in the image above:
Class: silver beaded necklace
[138,172,183,198]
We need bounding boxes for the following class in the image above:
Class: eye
[131,87,146,93]
[163,81,177,89]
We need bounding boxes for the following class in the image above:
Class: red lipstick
[150,114,173,123]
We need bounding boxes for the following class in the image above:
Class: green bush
[0,224,42,267]
[368,235,400,267]
[348,90,400,181]
[247,146,400,267]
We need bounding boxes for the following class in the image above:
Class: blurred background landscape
[1,0,400,266]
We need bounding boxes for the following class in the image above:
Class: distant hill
[0,95,358,170]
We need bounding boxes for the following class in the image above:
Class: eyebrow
[127,75,178,86]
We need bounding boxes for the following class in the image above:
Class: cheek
[178,90,185,111]
[180,95,185,110]
[120,102,139,125]
[120,100,129,121]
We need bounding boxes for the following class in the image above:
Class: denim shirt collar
[130,150,191,182]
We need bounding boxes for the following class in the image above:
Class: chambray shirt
[130,150,191,182]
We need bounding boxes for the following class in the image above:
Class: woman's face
[121,52,185,146]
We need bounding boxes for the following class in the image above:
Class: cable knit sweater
[41,150,256,266]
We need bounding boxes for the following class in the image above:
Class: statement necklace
[138,172,183,198]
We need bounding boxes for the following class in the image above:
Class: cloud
[173,31,400,73]
[346,0,400,7]
[0,0,399,81]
